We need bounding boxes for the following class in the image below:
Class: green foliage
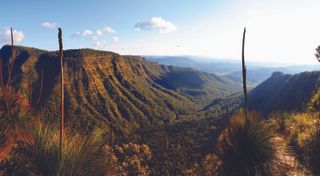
[130,116,224,175]
[308,88,320,111]
[104,143,152,176]
[213,112,289,176]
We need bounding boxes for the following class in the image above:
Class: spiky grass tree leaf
[215,112,289,176]
[60,128,106,176]
[0,86,32,159]
[11,123,108,176]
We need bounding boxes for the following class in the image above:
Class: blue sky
[1,0,320,65]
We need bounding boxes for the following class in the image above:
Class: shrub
[1,122,107,176]
[213,112,289,176]
[0,86,31,159]
[306,128,320,175]
[104,143,152,176]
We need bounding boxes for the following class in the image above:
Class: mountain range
[146,56,319,85]
[2,45,320,175]
[0,45,242,137]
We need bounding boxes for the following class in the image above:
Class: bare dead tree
[242,27,248,123]
[58,28,64,157]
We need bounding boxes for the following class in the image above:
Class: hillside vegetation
[0,45,244,175]
[248,71,320,115]
[3,42,320,175]
[0,45,241,137]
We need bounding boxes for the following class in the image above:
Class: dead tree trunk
[242,27,248,123]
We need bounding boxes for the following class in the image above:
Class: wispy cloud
[134,17,177,33]
[93,40,108,48]
[72,26,118,49]
[41,22,58,29]
[0,27,25,44]
[92,36,120,49]
[72,30,93,37]
[96,26,115,36]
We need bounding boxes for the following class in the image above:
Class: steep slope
[227,68,285,85]
[154,66,240,105]
[248,71,320,115]
[0,45,241,136]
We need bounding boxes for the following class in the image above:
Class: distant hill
[248,71,320,115]
[146,56,320,85]
[145,56,241,75]
[226,68,286,85]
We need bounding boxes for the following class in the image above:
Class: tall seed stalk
[58,28,64,157]
[1,27,15,112]
[241,27,248,123]
[0,55,3,87]
[35,69,44,105]
[7,27,14,87]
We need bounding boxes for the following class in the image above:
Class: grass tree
[0,28,32,159]
[1,122,107,176]
[58,28,65,158]
[242,27,248,123]
[208,28,290,176]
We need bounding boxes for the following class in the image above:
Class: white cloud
[73,26,118,49]
[92,37,120,49]
[96,26,115,36]
[0,27,25,44]
[72,30,93,37]
[41,22,58,29]
[134,17,177,33]
[93,40,108,48]
[82,30,93,36]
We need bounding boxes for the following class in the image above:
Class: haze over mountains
[146,56,320,85]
